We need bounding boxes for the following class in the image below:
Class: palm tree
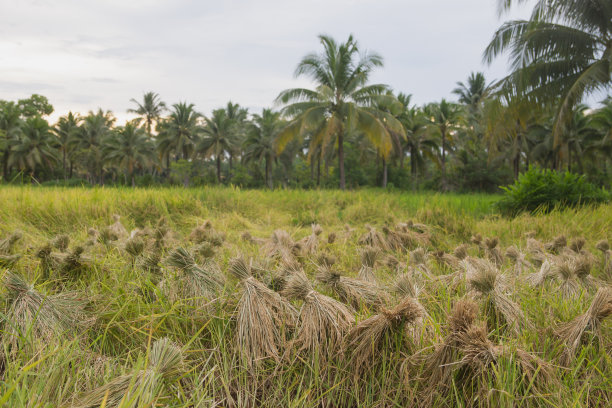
[243,109,283,188]
[156,102,202,168]
[371,93,406,187]
[275,34,401,190]
[196,108,235,183]
[9,116,58,177]
[103,123,156,187]
[452,72,492,119]
[224,101,249,172]
[75,109,115,184]
[485,0,612,145]
[0,101,23,180]
[128,92,167,136]
[424,99,463,190]
[397,99,438,183]
[55,112,80,180]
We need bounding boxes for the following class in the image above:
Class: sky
[0,0,534,124]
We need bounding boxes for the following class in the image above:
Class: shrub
[496,167,610,215]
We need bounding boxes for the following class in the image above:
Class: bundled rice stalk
[359,225,389,251]
[327,232,337,244]
[228,256,297,365]
[505,245,532,275]
[138,252,163,282]
[569,237,587,254]
[404,220,431,235]
[51,234,70,252]
[38,246,92,280]
[2,272,88,348]
[358,246,380,283]
[383,225,427,252]
[551,255,597,297]
[189,221,225,247]
[596,240,612,277]
[241,231,266,245]
[0,230,22,254]
[124,236,145,261]
[193,241,216,260]
[391,273,432,337]
[545,235,567,254]
[85,228,99,247]
[0,253,21,268]
[316,265,388,310]
[108,214,128,240]
[282,271,354,360]
[98,227,119,246]
[464,258,531,334]
[344,297,423,377]
[408,248,432,279]
[165,247,224,301]
[483,237,503,266]
[297,224,323,256]
[263,229,297,264]
[556,287,612,366]
[71,337,183,408]
[526,259,555,287]
[421,300,479,398]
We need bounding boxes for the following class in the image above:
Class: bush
[496,167,610,215]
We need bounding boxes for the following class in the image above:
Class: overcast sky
[1,0,533,123]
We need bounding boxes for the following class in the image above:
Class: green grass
[0,186,610,407]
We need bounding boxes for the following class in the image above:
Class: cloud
[0,0,534,124]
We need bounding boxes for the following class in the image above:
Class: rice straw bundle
[545,235,567,254]
[383,225,428,252]
[569,237,586,254]
[391,273,432,338]
[193,241,216,260]
[464,258,531,334]
[470,233,483,249]
[596,240,612,276]
[138,252,163,282]
[358,246,380,283]
[483,237,503,266]
[37,246,92,280]
[241,231,266,245]
[282,271,354,360]
[124,236,145,260]
[359,225,389,251]
[98,227,119,246]
[51,234,70,252]
[0,253,20,268]
[421,300,479,398]
[165,247,224,301]
[2,272,88,348]
[556,287,612,366]
[0,230,22,254]
[505,245,532,275]
[405,220,431,235]
[72,337,183,408]
[85,228,99,247]
[327,232,337,244]
[263,229,297,264]
[344,297,423,377]
[297,224,323,256]
[228,256,297,365]
[316,265,388,310]
[108,214,128,240]
[316,253,337,268]
[189,221,225,247]
[408,248,432,279]
[526,259,556,287]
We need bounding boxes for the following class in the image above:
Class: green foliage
[497,167,610,215]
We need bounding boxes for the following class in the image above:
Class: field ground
[0,187,610,407]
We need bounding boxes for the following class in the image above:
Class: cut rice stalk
[165,247,224,300]
[316,265,389,310]
[358,246,380,283]
[282,271,354,361]
[0,230,22,254]
[228,256,297,365]
[505,245,532,275]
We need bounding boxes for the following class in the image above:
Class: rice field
[0,186,611,407]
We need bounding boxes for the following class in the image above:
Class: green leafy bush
[496,167,610,215]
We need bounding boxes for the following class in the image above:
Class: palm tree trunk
[441,130,447,191]
[382,157,388,188]
[62,150,67,181]
[338,130,345,190]
[317,155,321,186]
[216,154,221,183]
[399,145,405,168]
[69,161,73,179]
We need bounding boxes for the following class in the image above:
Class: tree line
[1,0,610,191]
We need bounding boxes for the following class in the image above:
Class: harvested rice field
[0,186,611,407]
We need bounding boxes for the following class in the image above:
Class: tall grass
[0,186,610,407]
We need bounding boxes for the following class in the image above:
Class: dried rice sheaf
[228,256,297,365]
[71,337,184,408]
[505,245,532,275]
[0,230,22,254]
[344,297,423,377]
[282,271,354,360]
[358,246,380,283]
[165,247,224,300]
[556,287,612,366]
[316,265,388,310]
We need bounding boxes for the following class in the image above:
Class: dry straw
[2,272,88,348]
[359,225,390,251]
[556,287,612,366]
[464,258,531,334]
[263,229,298,264]
[51,234,70,252]
[358,246,380,283]
[241,231,266,245]
[545,235,567,254]
[0,230,22,254]
[316,264,388,310]
[165,247,224,300]
[344,297,423,377]
[228,256,297,365]
[505,245,532,275]
[282,271,354,360]
[71,337,183,408]
[383,224,428,252]
[297,224,323,256]
[483,237,504,266]
[108,214,128,240]
[189,220,225,247]
[596,239,612,276]
[526,259,556,287]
